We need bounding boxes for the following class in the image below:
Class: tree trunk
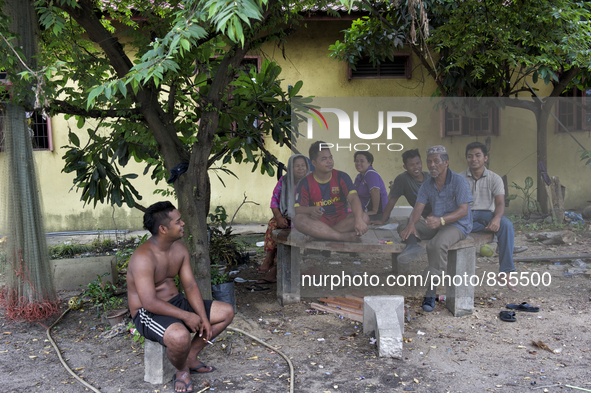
[176,162,212,299]
[549,177,565,223]
[536,109,549,214]
[176,45,252,298]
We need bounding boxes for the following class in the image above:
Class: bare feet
[303,234,320,242]
[303,232,361,243]
[257,265,277,283]
[339,232,363,243]
[499,273,521,293]
[257,250,275,273]
[173,369,193,392]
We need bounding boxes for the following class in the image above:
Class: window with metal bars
[0,106,53,152]
[442,104,499,137]
[348,54,411,80]
[0,71,53,152]
[555,87,591,133]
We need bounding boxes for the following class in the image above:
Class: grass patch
[48,242,93,258]
[508,214,587,233]
[47,236,139,259]
[87,238,118,253]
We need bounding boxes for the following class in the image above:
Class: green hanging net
[0,103,58,321]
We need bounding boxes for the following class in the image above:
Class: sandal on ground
[513,246,528,254]
[172,373,193,392]
[189,361,216,374]
[246,284,270,291]
[506,302,539,312]
[499,310,516,322]
[255,278,277,284]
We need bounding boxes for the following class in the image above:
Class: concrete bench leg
[363,296,404,358]
[445,247,475,317]
[391,253,411,275]
[144,340,175,384]
[277,244,300,306]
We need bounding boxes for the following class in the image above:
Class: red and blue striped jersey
[295,170,356,216]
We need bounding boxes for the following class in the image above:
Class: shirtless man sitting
[128,201,234,392]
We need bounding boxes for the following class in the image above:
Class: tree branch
[50,100,143,118]
[207,146,230,168]
[503,97,539,113]
[548,66,580,98]
[167,79,177,124]
[250,27,297,48]
[56,0,191,168]
[130,202,147,213]
[229,193,260,228]
[503,87,535,97]
[411,45,446,95]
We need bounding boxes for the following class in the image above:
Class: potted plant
[208,206,247,268]
[211,264,236,313]
[82,273,128,326]
[105,298,128,326]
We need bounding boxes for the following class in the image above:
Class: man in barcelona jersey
[293,141,369,242]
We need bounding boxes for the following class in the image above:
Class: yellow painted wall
[215,21,591,222]
[0,114,176,233]
[2,20,590,232]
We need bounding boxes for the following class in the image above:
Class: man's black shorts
[132,293,213,346]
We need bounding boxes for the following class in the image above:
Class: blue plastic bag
[565,211,584,224]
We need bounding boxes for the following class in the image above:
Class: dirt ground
[1,224,590,393]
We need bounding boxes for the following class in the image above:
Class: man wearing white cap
[400,145,473,312]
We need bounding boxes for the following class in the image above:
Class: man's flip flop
[190,362,216,374]
[506,302,539,312]
[172,372,193,392]
[499,310,516,322]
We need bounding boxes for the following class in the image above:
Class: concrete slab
[363,296,404,358]
[45,230,147,246]
[44,224,265,247]
[391,206,413,218]
[144,340,175,384]
[50,256,117,291]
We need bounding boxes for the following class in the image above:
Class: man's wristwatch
[440,217,446,226]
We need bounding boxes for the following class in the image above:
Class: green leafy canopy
[0,0,322,211]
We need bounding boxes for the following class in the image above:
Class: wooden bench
[272,227,494,317]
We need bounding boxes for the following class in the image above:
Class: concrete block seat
[363,296,405,358]
[144,339,175,384]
